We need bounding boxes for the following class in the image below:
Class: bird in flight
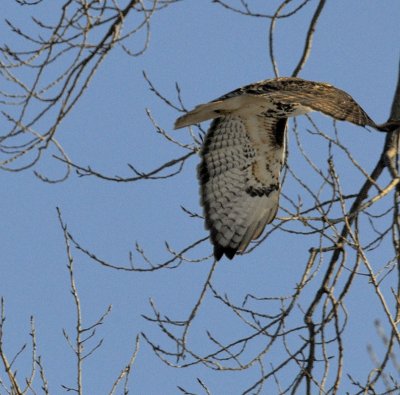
[174,77,397,261]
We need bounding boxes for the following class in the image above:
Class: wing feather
[265,88,374,127]
[228,77,377,128]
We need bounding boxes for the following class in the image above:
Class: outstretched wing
[258,78,376,127]
[198,114,287,260]
[175,77,378,130]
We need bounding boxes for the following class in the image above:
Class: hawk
[174,77,397,260]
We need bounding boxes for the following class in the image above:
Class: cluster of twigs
[0,209,140,394]
[140,109,400,394]
[0,0,179,181]
[139,1,400,393]
[0,299,49,394]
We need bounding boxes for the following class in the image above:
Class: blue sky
[1,1,400,394]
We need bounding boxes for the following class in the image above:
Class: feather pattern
[174,77,393,260]
[198,115,286,259]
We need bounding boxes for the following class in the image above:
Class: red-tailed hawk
[174,77,397,260]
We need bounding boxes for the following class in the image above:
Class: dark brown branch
[292,0,327,77]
